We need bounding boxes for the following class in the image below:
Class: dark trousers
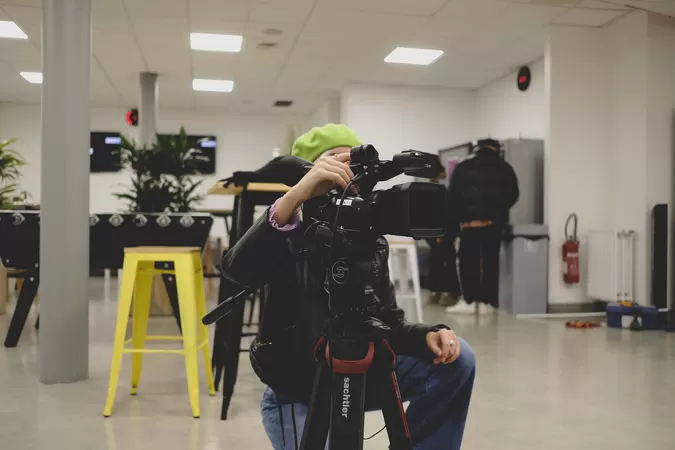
[459,225,502,307]
[427,236,461,297]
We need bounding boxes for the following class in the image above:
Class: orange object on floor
[565,320,602,329]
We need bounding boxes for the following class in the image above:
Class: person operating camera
[221,124,475,450]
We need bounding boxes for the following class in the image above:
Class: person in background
[447,139,519,313]
[426,163,462,307]
[221,124,476,450]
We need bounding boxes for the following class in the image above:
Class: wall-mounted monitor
[90,131,122,173]
[157,134,217,175]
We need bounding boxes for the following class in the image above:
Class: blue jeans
[261,337,475,450]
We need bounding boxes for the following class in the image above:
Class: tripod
[298,226,414,450]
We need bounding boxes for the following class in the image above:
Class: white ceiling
[0,0,667,115]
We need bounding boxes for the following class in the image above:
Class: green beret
[291,124,362,162]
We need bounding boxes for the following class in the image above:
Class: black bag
[220,156,310,189]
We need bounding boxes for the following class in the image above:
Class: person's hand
[273,152,354,226]
[426,329,460,364]
[291,152,355,202]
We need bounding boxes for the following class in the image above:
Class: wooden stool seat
[104,247,215,418]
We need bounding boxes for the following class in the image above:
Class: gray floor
[1,278,674,450]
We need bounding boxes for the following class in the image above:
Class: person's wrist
[272,188,305,226]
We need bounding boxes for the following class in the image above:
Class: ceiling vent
[257,42,279,50]
[274,100,294,107]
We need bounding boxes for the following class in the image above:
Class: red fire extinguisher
[563,214,580,284]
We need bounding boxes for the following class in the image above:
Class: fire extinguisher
[563,213,580,284]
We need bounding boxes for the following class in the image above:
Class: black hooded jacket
[221,210,446,403]
[448,148,519,225]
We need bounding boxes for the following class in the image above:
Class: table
[207,181,290,420]
[0,211,214,347]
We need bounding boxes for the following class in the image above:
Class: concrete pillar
[39,0,91,383]
[139,72,158,146]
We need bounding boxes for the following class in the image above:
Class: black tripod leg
[5,276,39,348]
[300,364,332,450]
[161,274,182,332]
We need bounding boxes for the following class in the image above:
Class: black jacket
[448,148,519,225]
[221,210,445,403]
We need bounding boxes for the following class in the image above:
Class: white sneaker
[445,299,476,314]
[445,300,496,315]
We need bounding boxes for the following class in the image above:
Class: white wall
[475,59,546,140]
[546,26,612,305]
[0,103,292,239]
[341,84,476,188]
[302,96,342,132]
[546,11,675,306]
[647,14,675,307]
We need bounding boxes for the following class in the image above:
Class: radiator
[587,230,636,302]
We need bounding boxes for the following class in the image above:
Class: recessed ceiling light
[192,78,234,93]
[20,72,42,84]
[384,47,444,65]
[190,33,243,52]
[0,21,28,39]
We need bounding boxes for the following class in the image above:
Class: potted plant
[0,138,27,210]
[114,127,206,213]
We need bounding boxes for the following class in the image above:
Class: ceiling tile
[318,0,447,16]
[637,1,675,17]
[0,4,41,44]
[191,52,239,79]
[188,0,250,21]
[0,40,39,69]
[92,9,132,30]
[249,2,313,25]
[576,1,631,9]
[92,0,125,13]
[93,29,147,78]
[429,0,511,39]
[157,77,195,109]
[304,5,428,41]
[0,0,40,7]
[495,3,568,28]
[554,8,627,26]
[0,62,22,102]
[91,63,122,106]
[188,19,247,35]
[123,0,188,18]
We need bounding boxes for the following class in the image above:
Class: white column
[39,0,91,384]
[139,72,158,146]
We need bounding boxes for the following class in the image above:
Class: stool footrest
[121,339,209,355]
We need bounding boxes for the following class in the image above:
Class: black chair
[0,211,214,347]
[212,188,286,420]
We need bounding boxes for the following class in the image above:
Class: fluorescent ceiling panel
[192,78,234,92]
[0,21,28,39]
[20,72,42,84]
[190,33,243,52]
[384,47,444,65]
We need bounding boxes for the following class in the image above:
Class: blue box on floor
[606,304,659,330]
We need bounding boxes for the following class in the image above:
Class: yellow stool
[103,247,215,418]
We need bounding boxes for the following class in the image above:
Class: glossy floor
[1,278,674,450]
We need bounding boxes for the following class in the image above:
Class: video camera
[304,144,446,239]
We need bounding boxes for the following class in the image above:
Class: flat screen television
[158,134,217,174]
[90,131,122,173]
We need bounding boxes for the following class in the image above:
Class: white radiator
[587,230,636,302]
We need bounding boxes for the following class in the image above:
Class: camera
[303,144,447,239]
